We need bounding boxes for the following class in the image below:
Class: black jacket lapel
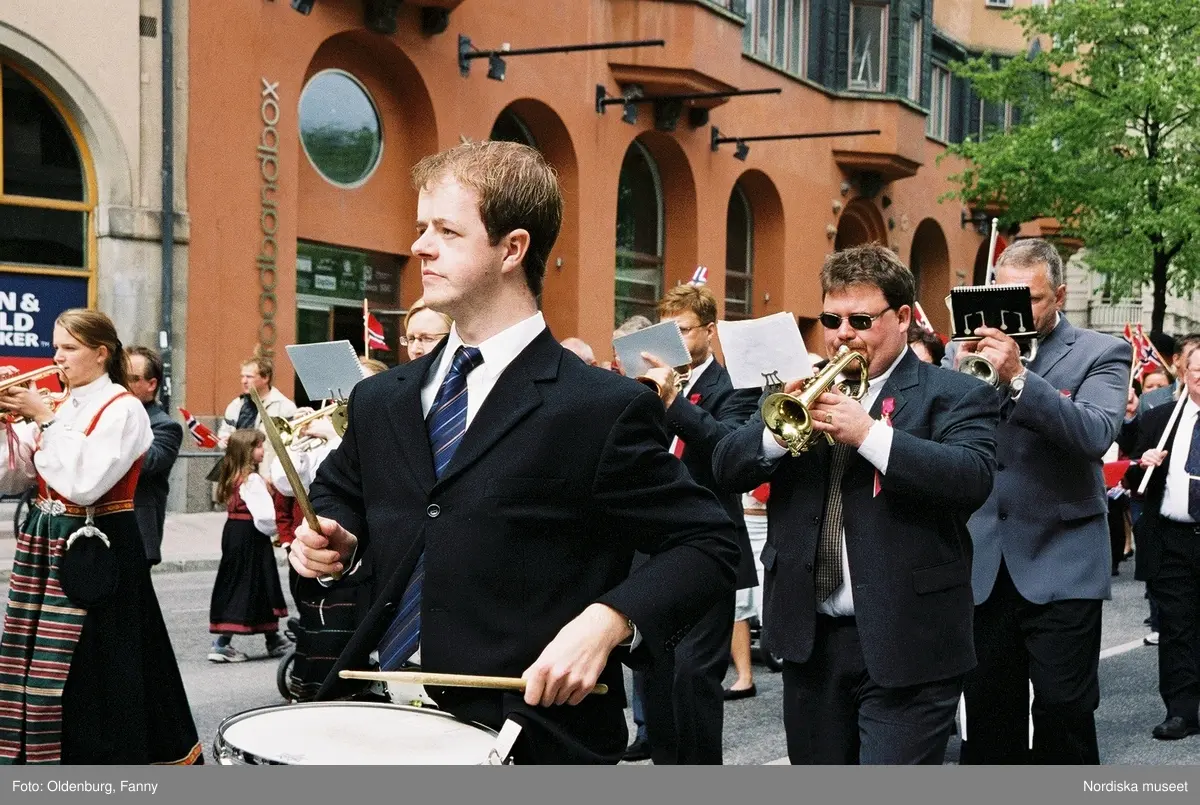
[386,347,442,494]
[433,328,559,488]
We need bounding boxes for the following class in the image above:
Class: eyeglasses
[676,324,709,336]
[818,308,892,331]
[400,333,449,347]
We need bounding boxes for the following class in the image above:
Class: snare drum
[214,702,501,765]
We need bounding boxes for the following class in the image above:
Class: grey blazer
[951,316,1131,604]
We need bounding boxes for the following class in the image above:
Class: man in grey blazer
[127,347,183,566]
[945,239,1132,764]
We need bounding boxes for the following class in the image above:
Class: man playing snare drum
[289,141,738,764]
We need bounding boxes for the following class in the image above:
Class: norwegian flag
[1123,323,1170,385]
[178,407,219,448]
[689,265,709,286]
[912,301,936,335]
[365,311,389,351]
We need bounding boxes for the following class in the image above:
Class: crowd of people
[0,138,1189,766]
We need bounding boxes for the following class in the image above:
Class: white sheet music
[285,340,367,401]
[716,312,814,389]
[612,321,691,378]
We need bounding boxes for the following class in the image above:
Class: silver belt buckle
[36,497,67,517]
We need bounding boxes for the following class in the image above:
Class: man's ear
[896,304,912,328]
[500,229,531,277]
[1055,284,1067,309]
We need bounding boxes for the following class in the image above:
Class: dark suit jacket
[712,350,998,688]
[1125,399,1190,582]
[134,401,182,565]
[304,328,739,763]
[663,360,760,589]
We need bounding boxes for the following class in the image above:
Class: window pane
[2,67,84,201]
[615,143,663,328]
[298,71,383,187]
[850,3,885,92]
[789,0,805,75]
[0,204,86,268]
[743,0,755,52]
[757,0,771,56]
[725,188,753,318]
[774,0,787,66]
[908,19,922,102]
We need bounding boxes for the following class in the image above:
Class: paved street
[2,550,1199,764]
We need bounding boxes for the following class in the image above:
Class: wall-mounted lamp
[596,86,781,131]
[712,127,880,161]
[460,35,665,80]
[825,224,838,240]
[290,0,315,13]
[832,200,843,214]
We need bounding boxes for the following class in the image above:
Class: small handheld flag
[689,265,709,286]
[179,408,219,448]
[1124,323,1172,385]
[912,301,936,335]
[365,312,388,351]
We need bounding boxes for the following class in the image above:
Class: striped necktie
[377,345,484,671]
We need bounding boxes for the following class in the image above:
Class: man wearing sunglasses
[714,243,999,764]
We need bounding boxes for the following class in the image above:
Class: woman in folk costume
[207,429,290,663]
[0,309,202,765]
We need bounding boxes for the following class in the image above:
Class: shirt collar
[684,354,715,394]
[441,311,547,382]
[69,373,115,406]
[868,346,907,393]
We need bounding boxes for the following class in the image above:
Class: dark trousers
[1148,523,1200,725]
[642,590,734,764]
[630,669,649,743]
[1108,496,1129,573]
[781,615,961,765]
[961,561,1102,764]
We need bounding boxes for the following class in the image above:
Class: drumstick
[339,669,608,695]
[1138,389,1189,495]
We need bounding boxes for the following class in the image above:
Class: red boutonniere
[875,397,895,498]
[689,393,702,405]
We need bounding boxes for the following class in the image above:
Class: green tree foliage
[943,0,1200,335]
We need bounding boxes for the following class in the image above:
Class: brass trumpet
[269,401,348,448]
[0,365,70,422]
[761,346,869,457]
[958,338,1039,388]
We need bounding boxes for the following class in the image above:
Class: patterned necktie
[378,345,484,671]
[1185,411,1200,521]
[815,443,852,602]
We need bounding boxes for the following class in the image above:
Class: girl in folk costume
[207,429,291,662]
[0,309,201,765]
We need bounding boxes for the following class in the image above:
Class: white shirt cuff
[856,420,893,474]
[619,623,642,650]
[761,427,789,461]
[317,543,359,587]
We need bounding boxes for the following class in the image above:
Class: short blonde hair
[404,297,452,333]
[412,140,563,297]
[658,284,718,327]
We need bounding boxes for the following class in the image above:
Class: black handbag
[59,516,119,608]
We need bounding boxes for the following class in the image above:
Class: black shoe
[723,684,757,701]
[1152,717,1199,740]
[622,737,652,761]
[1125,549,1135,560]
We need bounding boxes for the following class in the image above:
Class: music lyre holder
[710,127,882,161]
[595,86,782,128]
[459,36,665,80]
[762,370,784,393]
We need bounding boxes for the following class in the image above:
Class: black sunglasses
[818,308,892,331]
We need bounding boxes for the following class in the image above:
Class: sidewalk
[0,505,287,580]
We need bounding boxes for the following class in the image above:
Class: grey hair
[996,238,1064,288]
[614,315,654,337]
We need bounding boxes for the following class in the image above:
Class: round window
[298,70,382,187]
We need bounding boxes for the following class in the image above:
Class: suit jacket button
[427,504,441,518]
[805,563,813,573]
[997,463,1005,472]
[811,516,820,524]
[998,512,1008,521]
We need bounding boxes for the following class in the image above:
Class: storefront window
[0,64,89,271]
[298,70,383,188]
[725,185,754,321]
[614,141,664,328]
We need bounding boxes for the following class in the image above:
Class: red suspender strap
[84,391,134,435]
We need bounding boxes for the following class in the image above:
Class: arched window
[614,140,663,327]
[725,185,754,320]
[489,109,537,148]
[0,62,92,273]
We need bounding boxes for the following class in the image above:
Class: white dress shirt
[1160,395,1200,523]
[668,354,714,455]
[760,347,907,616]
[0,374,152,505]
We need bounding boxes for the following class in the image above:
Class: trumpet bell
[959,353,1000,387]
[761,393,813,455]
[0,365,70,423]
[760,345,868,457]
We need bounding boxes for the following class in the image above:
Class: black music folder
[947,284,1036,341]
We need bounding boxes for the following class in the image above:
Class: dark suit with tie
[713,350,998,763]
[134,401,182,566]
[303,329,739,763]
[1126,398,1200,730]
[641,360,760,764]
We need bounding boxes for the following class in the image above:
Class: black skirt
[209,518,287,634]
